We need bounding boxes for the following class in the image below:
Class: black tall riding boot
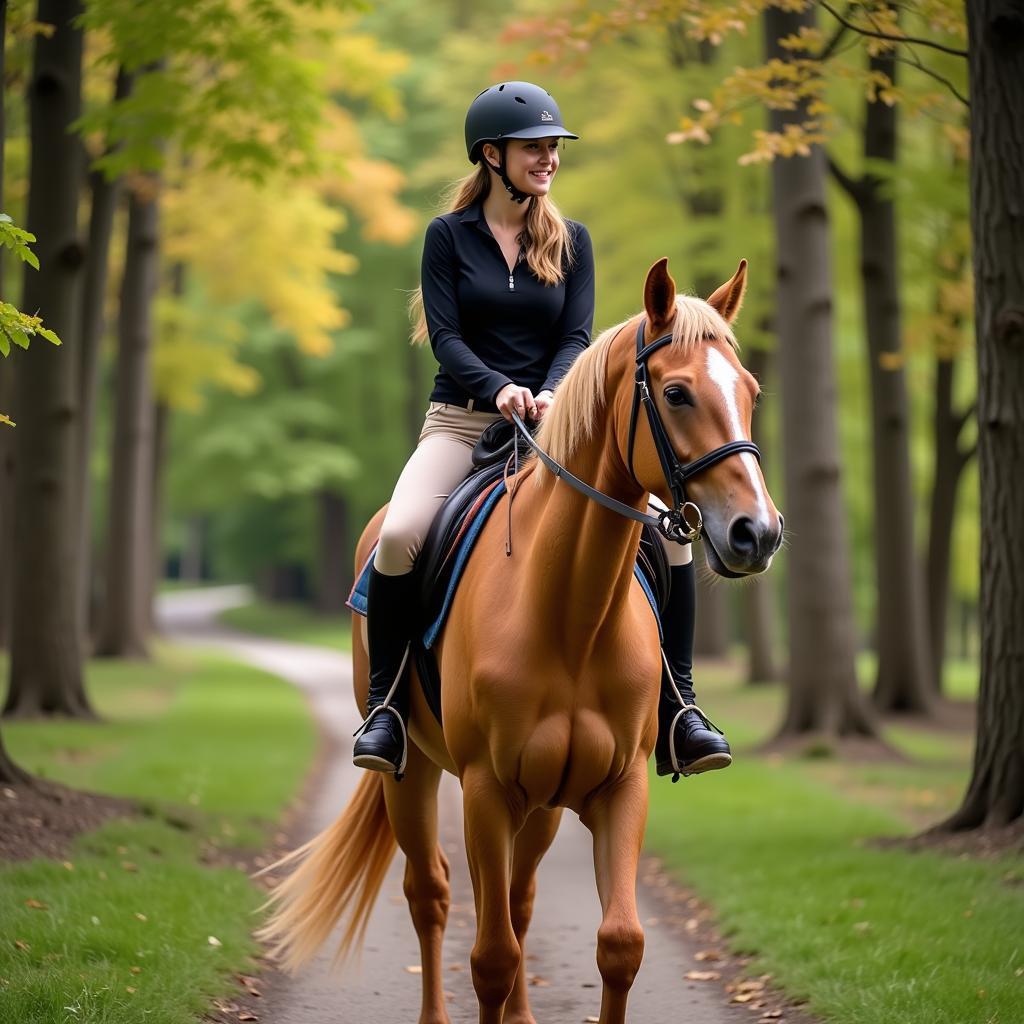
[654,559,732,780]
[352,566,417,780]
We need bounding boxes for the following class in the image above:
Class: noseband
[512,318,762,544]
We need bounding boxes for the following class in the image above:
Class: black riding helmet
[465,81,579,203]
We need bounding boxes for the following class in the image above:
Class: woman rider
[352,81,731,782]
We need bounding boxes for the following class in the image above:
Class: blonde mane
[533,295,738,473]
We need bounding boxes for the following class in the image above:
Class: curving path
[159,587,749,1024]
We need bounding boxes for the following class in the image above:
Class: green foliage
[0,215,62,425]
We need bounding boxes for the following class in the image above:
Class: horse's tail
[255,771,397,971]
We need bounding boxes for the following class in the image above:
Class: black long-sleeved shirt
[420,198,595,413]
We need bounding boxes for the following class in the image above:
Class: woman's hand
[534,389,555,420]
[496,383,538,423]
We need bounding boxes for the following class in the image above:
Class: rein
[511,318,762,544]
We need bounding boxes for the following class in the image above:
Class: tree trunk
[0,726,30,784]
[77,66,132,643]
[926,356,974,692]
[95,177,161,657]
[742,349,778,684]
[316,489,351,613]
[5,0,92,718]
[938,1,1024,831]
[693,564,730,657]
[765,5,876,740]
[830,48,934,715]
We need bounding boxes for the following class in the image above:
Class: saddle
[348,423,671,725]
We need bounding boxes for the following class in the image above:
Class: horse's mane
[534,295,738,470]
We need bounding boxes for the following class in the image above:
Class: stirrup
[354,708,409,778]
[666,702,725,781]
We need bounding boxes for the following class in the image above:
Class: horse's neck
[514,426,647,643]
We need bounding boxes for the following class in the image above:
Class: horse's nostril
[728,515,757,557]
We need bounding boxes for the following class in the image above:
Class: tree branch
[818,1,968,58]
[891,52,969,107]
[827,153,864,204]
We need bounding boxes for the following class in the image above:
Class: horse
[258,256,783,1024]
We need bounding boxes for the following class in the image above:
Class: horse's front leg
[580,760,648,1024]
[505,806,564,1024]
[462,764,524,1024]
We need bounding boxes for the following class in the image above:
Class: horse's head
[623,257,783,577]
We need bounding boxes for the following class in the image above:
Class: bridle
[512,317,762,545]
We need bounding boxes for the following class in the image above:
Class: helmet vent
[498,84,505,91]
[514,96,526,104]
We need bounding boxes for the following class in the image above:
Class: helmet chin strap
[489,142,531,204]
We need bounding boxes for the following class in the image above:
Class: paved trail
[159,588,746,1024]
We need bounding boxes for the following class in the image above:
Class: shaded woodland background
[0,0,1021,840]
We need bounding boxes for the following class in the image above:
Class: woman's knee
[375,514,427,575]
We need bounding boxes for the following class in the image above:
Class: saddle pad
[348,483,663,649]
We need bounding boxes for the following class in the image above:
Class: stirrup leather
[661,649,723,779]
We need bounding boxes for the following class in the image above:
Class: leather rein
[511,318,762,545]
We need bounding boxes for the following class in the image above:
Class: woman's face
[483,137,560,196]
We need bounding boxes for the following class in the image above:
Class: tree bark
[95,176,161,657]
[76,66,132,643]
[5,0,92,718]
[765,5,876,739]
[938,0,1024,831]
[0,726,30,784]
[147,399,169,631]
[742,348,778,684]
[926,356,974,692]
[316,489,351,613]
[693,565,730,657]
[830,47,934,715]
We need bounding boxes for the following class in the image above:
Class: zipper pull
[508,272,515,291]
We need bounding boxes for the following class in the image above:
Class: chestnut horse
[259,258,783,1024]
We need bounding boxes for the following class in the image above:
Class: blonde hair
[533,297,738,472]
[408,158,575,345]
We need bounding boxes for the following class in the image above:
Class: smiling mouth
[530,170,552,179]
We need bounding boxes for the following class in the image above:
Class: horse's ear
[644,258,676,330]
[706,259,748,324]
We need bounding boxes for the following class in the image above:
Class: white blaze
[705,346,770,526]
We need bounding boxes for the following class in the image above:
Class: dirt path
[159,588,756,1024]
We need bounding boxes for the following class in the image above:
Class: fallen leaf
[584,1017,600,1023]
[134,913,147,922]
[62,862,74,872]
[238,1014,259,1022]
[853,921,871,934]
[685,970,721,981]
[14,940,29,951]
[90,916,100,926]
[214,1000,240,1013]
[117,846,128,855]
[208,936,222,947]
[528,974,550,986]
[2,787,15,799]
[24,899,48,910]
[405,965,422,974]
[125,987,136,994]
[736,979,766,993]
[760,1012,783,1020]
[130,966,141,975]
[732,993,756,1004]
[695,949,722,962]
[121,862,138,873]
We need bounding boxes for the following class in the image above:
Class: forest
[1,2,1021,1023]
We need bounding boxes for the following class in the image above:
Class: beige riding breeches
[373,402,505,576]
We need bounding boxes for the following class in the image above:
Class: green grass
[645,659,1021,1024]
[219,599,352,651]
[1,648,316,1023]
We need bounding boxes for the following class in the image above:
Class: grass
[645,658,1022,1024]
[0,647,316,1024]
[219,599,352,651]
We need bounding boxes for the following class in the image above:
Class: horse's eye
[664,386,692,407]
